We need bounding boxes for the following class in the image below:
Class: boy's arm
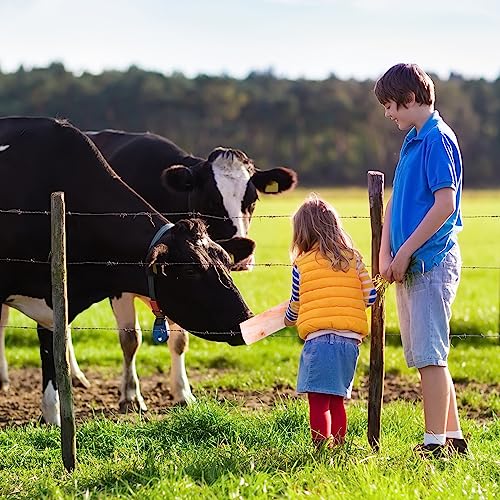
[284,265,300,326]
[390,187,456,282]
[379,196,393,282]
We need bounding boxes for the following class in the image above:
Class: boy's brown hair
[374,63,435,108]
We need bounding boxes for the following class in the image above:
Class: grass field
[1,188,499,499]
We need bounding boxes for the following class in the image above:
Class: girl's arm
[284,265,300,326]
[357,259,377,306]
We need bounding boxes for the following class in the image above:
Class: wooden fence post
[51,191,76,472]
[367,171,386,451]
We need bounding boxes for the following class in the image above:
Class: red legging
[308,392,347,444]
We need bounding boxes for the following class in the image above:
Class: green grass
[0,400,499,499]
[1,188,499,498]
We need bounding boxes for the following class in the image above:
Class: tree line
[1,63,498,187]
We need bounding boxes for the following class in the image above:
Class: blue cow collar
[147,223,174,344]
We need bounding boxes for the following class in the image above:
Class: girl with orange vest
[284,194,376,448]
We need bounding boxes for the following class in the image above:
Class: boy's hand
[379,253,394,283]
[390,249,411,282]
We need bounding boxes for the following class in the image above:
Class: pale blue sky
[1,0,499,80]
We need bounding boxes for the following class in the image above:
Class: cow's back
[0,118,155,261]
[0,118,87,255]
[88,130,196,166]
[87,130,202,210]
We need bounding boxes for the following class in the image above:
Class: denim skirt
[297,333,360,398]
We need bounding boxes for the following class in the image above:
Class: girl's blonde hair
[290,193,359,271]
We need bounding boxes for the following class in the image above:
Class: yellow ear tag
[264,180,279,193]
[229,253,235,265]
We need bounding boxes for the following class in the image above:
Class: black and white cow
[0,128,297,413]
[0,117,254,424]
[77,130,297,409]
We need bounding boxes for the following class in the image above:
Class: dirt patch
[0,368,497,428]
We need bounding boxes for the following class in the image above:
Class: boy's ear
[406,91,416,106]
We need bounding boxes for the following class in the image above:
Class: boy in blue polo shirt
[374,63,467,457]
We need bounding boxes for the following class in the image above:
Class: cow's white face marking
[0,145,10,152]
[5,295,53,330]
[211,153,251,237]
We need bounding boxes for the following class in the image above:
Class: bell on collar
[152,317,169,344]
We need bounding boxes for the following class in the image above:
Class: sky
[1,0,499,81]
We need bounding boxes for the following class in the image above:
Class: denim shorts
[296,333,360,398]
[395,243,461,369]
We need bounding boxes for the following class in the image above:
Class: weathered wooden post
[51,191,76,472]
[367,171,386,451]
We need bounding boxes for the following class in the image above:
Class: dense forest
[0,63,498,186]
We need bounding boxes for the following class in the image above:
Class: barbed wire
[1,324,498,339]
[0,257,498,270]
[0,208,498,220]
[1,208,498,343]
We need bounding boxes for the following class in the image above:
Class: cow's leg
[168,321,196,405]
[67,326,90,388]
[37,326,60,426]
[0,304,88,391]
[110,294,147,412]
[0,304,10,391]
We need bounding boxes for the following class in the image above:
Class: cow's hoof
[71,372,91,389]
[39,417,60,426]
[119,399,148,414]
[40,411,61,427]
[0,379,10,392]
[173,392,196,406]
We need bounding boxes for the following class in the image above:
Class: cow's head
[146,218,253,345]
[160,148,297,270]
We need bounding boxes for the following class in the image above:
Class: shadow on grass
[206,356,241,369]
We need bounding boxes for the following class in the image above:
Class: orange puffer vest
[295,250,368,340]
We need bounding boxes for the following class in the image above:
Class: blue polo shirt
[390,110,463,273]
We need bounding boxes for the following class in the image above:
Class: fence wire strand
[1,208,498,342]
[0,257,499,270]
[1,324,498,340]
[0,208,498,220]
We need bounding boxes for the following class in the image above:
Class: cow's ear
[146,243,169,269]
[217,237,255,266]
[161,165,195,192]
[251,167,297,194]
